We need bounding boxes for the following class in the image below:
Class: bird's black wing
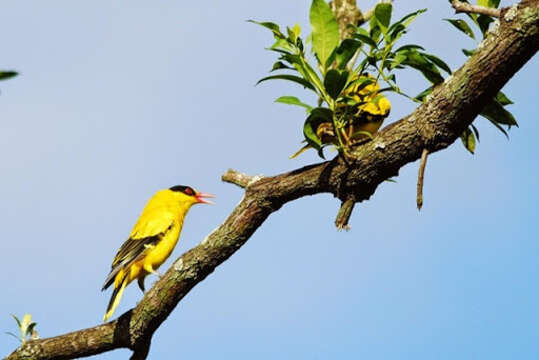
[101,234,162,291]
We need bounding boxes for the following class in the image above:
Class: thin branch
[416,148,429,211]
[451,0,501,17]
[221,169,257,188]
[335,196,356,230]
[6,1,539,359]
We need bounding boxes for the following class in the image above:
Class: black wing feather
[101,234,161,291]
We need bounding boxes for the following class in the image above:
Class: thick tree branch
[452,0,501,17]
[6,1,538,359]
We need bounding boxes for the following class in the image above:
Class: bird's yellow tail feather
[103,275,128,322]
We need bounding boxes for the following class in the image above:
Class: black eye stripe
[169,185,196,196]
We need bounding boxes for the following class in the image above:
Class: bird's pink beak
[195,192,215,204]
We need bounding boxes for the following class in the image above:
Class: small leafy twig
[416,148,429,210]
[6,314,37,345]
[451,0,501,18]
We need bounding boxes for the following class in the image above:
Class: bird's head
[168,185,214,206]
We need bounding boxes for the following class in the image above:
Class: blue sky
[1,1,537,358]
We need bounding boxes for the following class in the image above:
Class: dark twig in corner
[451,0,501,17]
[417,148,429,211]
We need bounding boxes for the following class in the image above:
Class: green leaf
[389,8,427,32]
[496,91,513,106]
[270,38,295,53]
[353,33,377,48]
[21,314,32,332]
[478,0,501,8]
[324,69,349,99]
[279,53,302,67]
[387,9,426,41]
[289,57,325,94]
[390,53,408,69]
[414,86,433,102]
[310,0,340,70]
[395,44,425,52]
[287,23,301,43]
[248,20,286,39]
[460,127,476,154]
[292,23,301,37]
[477,15,494,35]
[11,314,21,329]
[26,323,37,338]
[275,96,313,112]
[401,50,444,84]
[256,74,317,92]
[0,71,17,81]
[444,19,475,39]
[369,24,382,44]
[374,3,393,30]
[388,24,406,41]
[481,99,518,127]
[5,332,21,342]
[333,39,362,69]
[421,53,452,74]
[462,48,476,56]
[271,61,294,72]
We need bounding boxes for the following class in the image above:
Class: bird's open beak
[195,192,215,204]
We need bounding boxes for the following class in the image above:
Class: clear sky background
[1,1,537,359]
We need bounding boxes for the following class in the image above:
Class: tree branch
[6,1,538,359]
[451,0,501,17]
[221,169,260,188]
[335,196,357,230]
[416,148,429,211]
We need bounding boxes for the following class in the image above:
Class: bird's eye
[184,188,193,195]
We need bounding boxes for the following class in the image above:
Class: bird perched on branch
[102,185,214,322]
[291,76,391,158]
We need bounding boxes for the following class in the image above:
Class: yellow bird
[291,75,391,158]
[102,185,214,322]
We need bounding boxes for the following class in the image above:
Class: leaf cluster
[251,0,453,159]
[6,314,38,345]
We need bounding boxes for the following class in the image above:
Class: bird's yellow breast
[142,223,182,270]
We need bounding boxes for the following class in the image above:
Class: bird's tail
[103,273,128,322]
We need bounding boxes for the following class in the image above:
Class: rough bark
[6,1,538,359]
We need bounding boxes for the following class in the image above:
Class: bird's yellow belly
[124,226,181,284]
[144,226,181,271]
